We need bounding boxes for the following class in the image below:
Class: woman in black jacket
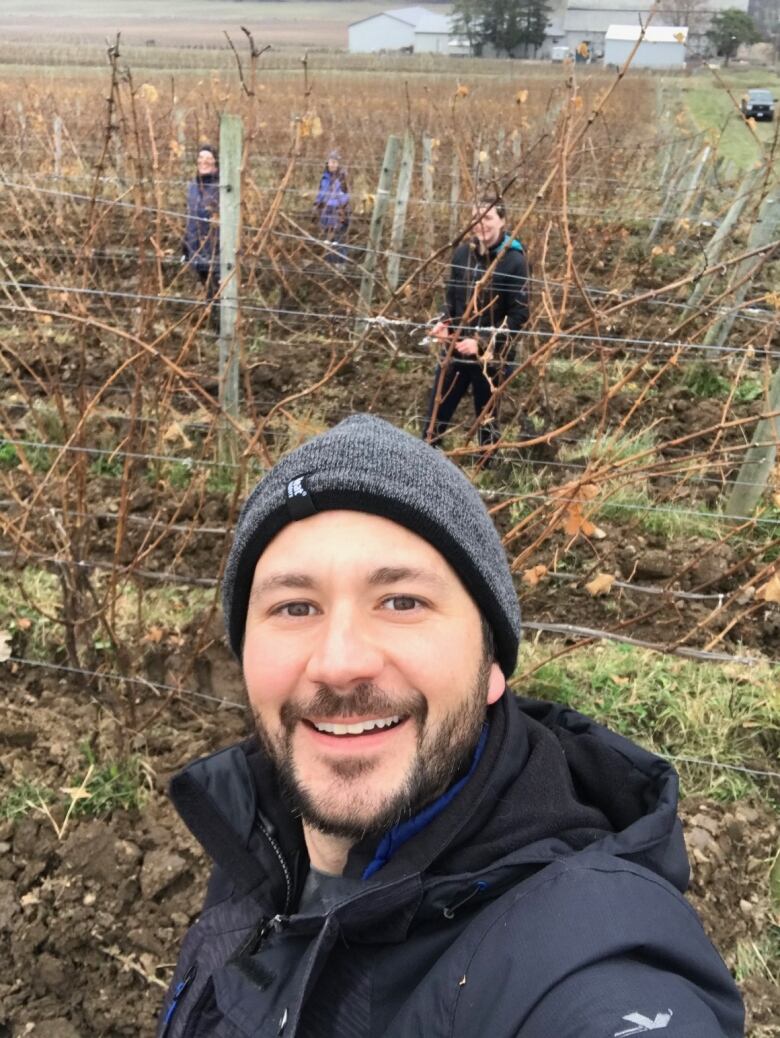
[423,199,528,460]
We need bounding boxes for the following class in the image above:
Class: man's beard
[250,653,493,843]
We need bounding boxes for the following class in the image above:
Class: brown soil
[1,651,778,1037]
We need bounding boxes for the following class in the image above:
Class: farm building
[348,6,426,53]
[603,24,688,68]
[543,0,749,59]
[413,10,460,53]
[348,6,467,54]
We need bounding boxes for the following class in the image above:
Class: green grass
[0,779,55,821]
[734,929,780,986]
[559,428,658,466]
[0,566,215,657]
[516,640,779,802]
[680,70,780,171]
[0,751,152,822]
[592,481,722,539]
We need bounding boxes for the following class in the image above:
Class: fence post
[421,134,434,256]
[725,363,780,518]
[359,133,401,314]
[647,141,694,244]
[218,113,242,468]
[387,131,415,291]
[687,165,761,309]
[53,116,63,226]
[702,192,780,351]
[449,149,460,241]
[675,145,711,226]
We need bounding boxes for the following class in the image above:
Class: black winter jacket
[444,235,529,361]
[158,693,744,1038]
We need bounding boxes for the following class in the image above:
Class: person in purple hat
[313,150,351,264]
[182,145,220,302]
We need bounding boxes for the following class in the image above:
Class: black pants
[196,265,219,301]
[423,360,509,447]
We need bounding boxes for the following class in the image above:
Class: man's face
[197,149,217,176]
[243,511,505,842]
[472,204,505,248]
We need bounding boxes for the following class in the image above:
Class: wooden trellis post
[687,165,761,309]
[387,131,415,291]
[675,145,711,227]
[647,141,694,244]
[421,135,435,256]
[218,113,242,468]
[359,133,401,313]
[725,364,780,518]
[53,116,63,226]
[449,150,460,241]
[703,192,780,352]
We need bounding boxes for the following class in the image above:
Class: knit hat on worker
[222,415,521,676]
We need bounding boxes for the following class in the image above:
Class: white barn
[348,6,431,53]
[413,11,456,53]
[604,24,688,67]
[543,0,750,60]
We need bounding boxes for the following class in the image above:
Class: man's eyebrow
[250,573,317,600]
[367,566,448,590]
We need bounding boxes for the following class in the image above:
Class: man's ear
[486,662,505,705]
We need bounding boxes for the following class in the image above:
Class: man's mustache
[279,683,428,731]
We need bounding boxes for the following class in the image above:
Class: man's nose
[304,608,384,689]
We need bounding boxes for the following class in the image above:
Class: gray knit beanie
[223,415,521,676]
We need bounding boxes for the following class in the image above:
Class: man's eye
[275,602,315,618]
[382,596,421,612]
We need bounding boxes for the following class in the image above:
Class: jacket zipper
[257,814,293,914]
[160,963,198,1038]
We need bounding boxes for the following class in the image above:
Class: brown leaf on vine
[584,573,615,597]
[522,564,548,587]
[755,574,780,604]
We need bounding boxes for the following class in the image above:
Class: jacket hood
[169,693,688,923]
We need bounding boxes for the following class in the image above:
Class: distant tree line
[452,0,551,56]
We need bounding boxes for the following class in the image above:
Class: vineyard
[0,30,779,1038]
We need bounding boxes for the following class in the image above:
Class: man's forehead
[250,511,462,587]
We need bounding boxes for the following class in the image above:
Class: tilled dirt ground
[1,650,778,1037]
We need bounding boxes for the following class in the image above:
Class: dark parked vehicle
[740,89,776,122]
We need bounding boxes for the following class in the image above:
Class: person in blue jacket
[182,145,220,301]
[424,197,529,463]
[313,150,350,264]
[158,416,744,1038]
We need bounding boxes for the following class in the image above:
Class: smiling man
[159,415,743,1038]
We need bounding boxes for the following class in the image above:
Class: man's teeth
[312,716,401,736]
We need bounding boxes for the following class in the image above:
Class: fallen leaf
[755,574,780,603]
[138,83,159,105]
[522,564,548,587]
[59,785,92,802]
[515,89,528,105]
[0,630,11,663]
[455,84,470,98]
[585,572,615,597]
[651,245,664,257]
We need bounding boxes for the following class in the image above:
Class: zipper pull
[160,963,198,1037]
[443,881,488,920]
